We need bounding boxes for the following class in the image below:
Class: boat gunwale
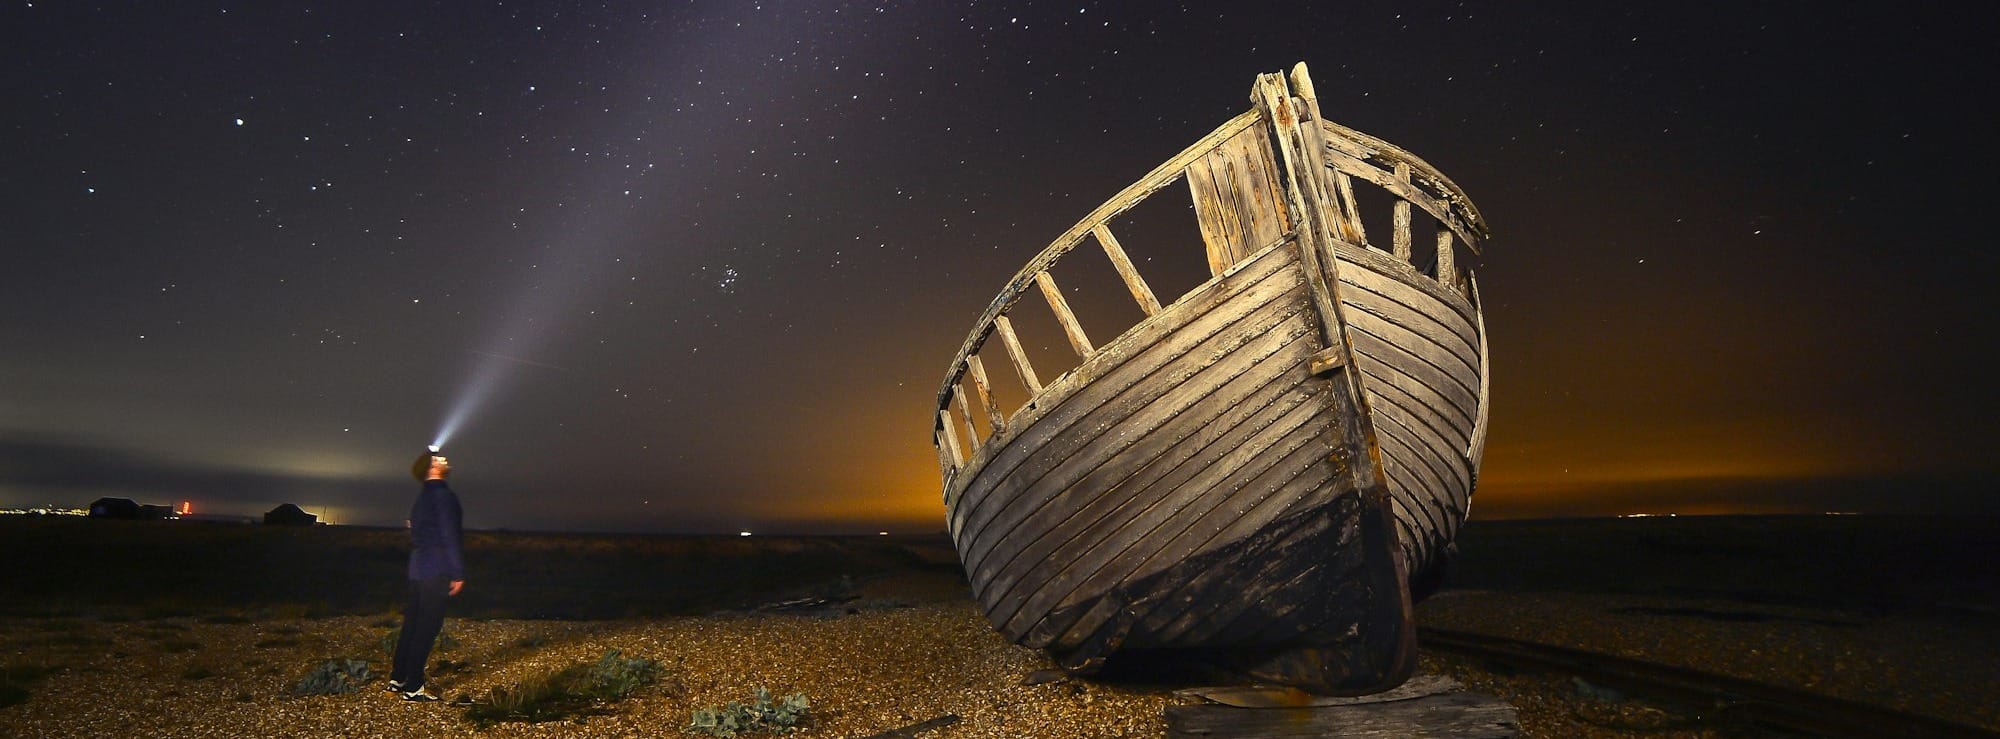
[943,233,1297,523]
[932,110,1489,483]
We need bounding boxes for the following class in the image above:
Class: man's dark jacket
[408,479,464,581]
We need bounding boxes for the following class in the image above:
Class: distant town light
[879,531,889,536]
[739,531,752,537]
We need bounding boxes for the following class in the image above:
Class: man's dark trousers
[391,576,452,691]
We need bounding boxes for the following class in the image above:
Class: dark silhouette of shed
[263,503,318,526]
[89,497,140,518]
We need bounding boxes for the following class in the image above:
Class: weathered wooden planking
[945,237,1294,538]
[1371,402,1472,521]
[1334,241,1480,331]
[982,328,1324,634]
[1060,455,1352,655]
[1335,263,1480,358]
[1335,270,1479,380]
[975,299,1318,614]
[1138,467,1358,647]
[980,299,1320,631]
[1189,143,1252,274]
[1366,381,1473,498]
[974,297,1317,610]
[1117,426,1347,645]
[1229,126,1291,257]
[1178,674,1466,708]
[952,243,1297,563]
[960,268,1304,586]
[1013,386,1332,644]
[1189,123,1288,275]
[1374,428,1465,572]
[1166,691,1520,738]
[1348,328,1478,424]
[1351,351,1473,455]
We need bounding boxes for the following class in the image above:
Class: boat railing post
[936,409,964,468]
[1392,162,1415,263]
[1093,224,1162,318]
[1034,270,1095,358]
[952,384,982,448]
[966,354,1006,437]
[993,315,1043,395]
[1436,226,1458,294]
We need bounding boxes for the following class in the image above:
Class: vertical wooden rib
[937,409,964,466]
[1391,163,1413,262]
[1333,170,1367,246]
[1094,224,1162,317]
[940,409,964,461]
[1035,271,1095,356]
[967,355,1006,436]
[952,386,981,447]
[1436,227,1457,294]
[993,315,1043,395]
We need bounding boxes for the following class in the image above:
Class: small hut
[263,503,318,526]
[88,497,140,519]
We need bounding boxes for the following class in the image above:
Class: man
[388,448,464,702]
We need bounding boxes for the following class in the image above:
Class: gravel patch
[5,590,1988,737]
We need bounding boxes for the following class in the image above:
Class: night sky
[5,2,1995,533]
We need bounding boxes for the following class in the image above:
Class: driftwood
[858,714,960,739]
[1177,674,1463,708]
[1168,674,1518,738]
[1165,692,1520,738]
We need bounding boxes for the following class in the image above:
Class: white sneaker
[401,688,440,702]
[384,680,405,693]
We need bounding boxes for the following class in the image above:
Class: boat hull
[932,63,1489,695]
[946,238,1428,692]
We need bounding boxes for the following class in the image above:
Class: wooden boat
[931,63,1491,695]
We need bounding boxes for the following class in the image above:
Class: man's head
[411,450,451,481]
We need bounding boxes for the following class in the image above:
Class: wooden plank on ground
[859,714,960,739]
[1178,674,1464,708]
[1165,690,1519,738]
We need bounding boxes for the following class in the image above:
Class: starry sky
[4,2,1995,532]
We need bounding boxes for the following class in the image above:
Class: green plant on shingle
[465,649,663,725]
[292,658,372,696]
[687,687,810,737]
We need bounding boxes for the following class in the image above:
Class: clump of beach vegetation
[292,658,372,696]
[466,648,665,725]
[688,686,811,737]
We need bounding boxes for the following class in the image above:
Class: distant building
[137,504,175,520]
[264,503,318,526]
[88,497,140,519]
